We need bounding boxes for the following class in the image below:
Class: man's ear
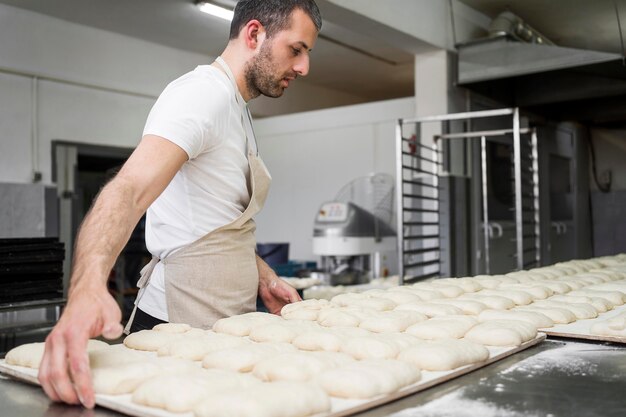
[243,19,266,51]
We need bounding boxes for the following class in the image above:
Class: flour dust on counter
[388,388,539,417]
[499,341,608,378]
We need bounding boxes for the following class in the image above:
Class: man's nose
[294,55,310,77]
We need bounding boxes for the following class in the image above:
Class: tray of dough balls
[466,257,626,344]
[522,262,626,344]
[3,254,626,417]
[0,295,546,417]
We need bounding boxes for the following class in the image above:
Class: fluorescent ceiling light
[197,2,234,21]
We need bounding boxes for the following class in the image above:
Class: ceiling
[4,0,625,115]
[0,0,415,108]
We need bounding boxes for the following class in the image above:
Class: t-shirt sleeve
[142,76,229,159]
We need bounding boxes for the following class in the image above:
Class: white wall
[0,3,211,185]
[250,80,368,117]
[253,97,415,261]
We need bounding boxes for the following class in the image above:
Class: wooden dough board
[0,334,545,417]
[541,304,626,344]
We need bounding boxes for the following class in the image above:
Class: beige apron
[125,57,271,331]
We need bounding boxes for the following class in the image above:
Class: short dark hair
[229,0,322,40]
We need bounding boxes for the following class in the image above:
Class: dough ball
[397,339,489,371]
[405,315,478,339]
[193,381,331,417]
[6,339,109,369]
[478,309,554,329]
[212,312,281,337]
[568,290,625,306]
[382,333,422,350]
[411,283,465,298]
[252,351,352,382]
[249,323,302,343]
[202,342,295,372]
[153,356,201,374]
[459,294,515,310]
[292,330,343,352]
[498,284,553,300]
[282,308,321,321]
[92,361,161,395]
[532,300,598,319]
[553,279,585,290]
[317,309,361,327]
[513,306,576,324]
[586,281,626,295]
[590,312,626,338]
[124,329,183,352]
[340,336,400,360]
[534,281,573,294]
[330,293,396,311]
[280,299,329,316]
[152,323,192,333]
[132,370,260,413]
[330,326,372,337]
[89,344,146,369]
[157,333,249,360]
[358,310,427,333]
[471,276,502,289]
[552,294,613,312]
[394,302,463,317]
[430,299,488,315]
[316,359,420,399]
[5,343,45,368]
[435,278,483,293]
[388,287,445,301]
[464,319,537,346]
[476,289,533,306]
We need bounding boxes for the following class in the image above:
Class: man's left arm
[256,255,301,315]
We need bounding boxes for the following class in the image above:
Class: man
[38,0,321,408]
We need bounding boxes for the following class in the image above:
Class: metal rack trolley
[395,108,541,284]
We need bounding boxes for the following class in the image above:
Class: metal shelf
[396,108,541,280]
[0,298,65,313]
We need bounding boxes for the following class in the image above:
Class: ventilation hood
[459,36,622,84]
[457,36,626,126]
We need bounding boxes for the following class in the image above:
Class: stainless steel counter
[362,339,626,417]
[0,339,624,417]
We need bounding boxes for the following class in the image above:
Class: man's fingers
[38,343,61,403]
[67,337,95,408]
[276,280,301,303]
[101,322,123,340]
[47,333,80,405]
[291,289,303,302]
[283,285,300,303]
[100,295,123,340]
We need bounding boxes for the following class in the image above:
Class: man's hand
[38,283,123,408]
[256,256,301,315]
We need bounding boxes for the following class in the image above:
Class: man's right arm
[38,135,188,408]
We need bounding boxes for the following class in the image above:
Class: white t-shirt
[137,64,254,321]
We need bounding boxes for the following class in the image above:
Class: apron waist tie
[137,256,160,289]
[124,255,160,334]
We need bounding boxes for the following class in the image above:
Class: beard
[245,41,294,99]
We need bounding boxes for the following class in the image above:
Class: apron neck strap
[214,56,259,156]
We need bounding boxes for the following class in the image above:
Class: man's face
[245,9,318,99]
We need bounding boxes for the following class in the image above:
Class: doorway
[52,141,149,321]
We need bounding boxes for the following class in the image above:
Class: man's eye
[292,47,301,56]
